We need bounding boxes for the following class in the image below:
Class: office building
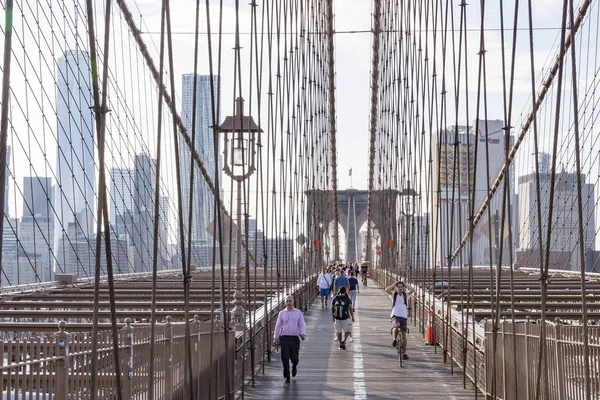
[431,119,514,267]
[133,154,156,273]
[3,146,9,217]
[54,50,95,272]
[517,169,595,271]
[179,74,220,259]
[110,168,134,226]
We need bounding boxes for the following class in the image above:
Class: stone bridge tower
[305,189,398,268]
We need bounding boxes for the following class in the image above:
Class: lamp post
[216,97,262,331]
[399,180,418,281]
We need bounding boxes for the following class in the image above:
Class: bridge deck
[241,281,478,399]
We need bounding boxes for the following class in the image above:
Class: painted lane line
[353,316,368,399]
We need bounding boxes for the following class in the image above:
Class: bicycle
[391,324,409,368]
[361,272,368,287]
[397,332,404,368]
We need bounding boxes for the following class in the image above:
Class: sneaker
[333,337,338,342]
[292,364,297,377]
[403,354,409,360]
[340,341,346,350]
[285,377,290,383]
[392,339,398,348]
[349,337,354,342]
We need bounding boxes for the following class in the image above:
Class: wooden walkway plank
[240,280,478,399]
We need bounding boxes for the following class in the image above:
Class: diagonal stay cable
[447,0,593,267]
[115,0,257,266]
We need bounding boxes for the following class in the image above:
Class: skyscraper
[133,153,157,273]
[110,168,134,226]
[21,176,55,282]
[159,195,170,267]
[180,74,220,267]
[430,119,515,267]
[517,171,595,271]
[23,177,53,218]
[4,146,10,217]
[54,50,95,273]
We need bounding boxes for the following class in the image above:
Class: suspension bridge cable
[146,1,167,398]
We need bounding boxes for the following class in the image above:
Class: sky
[3,0,598,250]
[129,0,570,193]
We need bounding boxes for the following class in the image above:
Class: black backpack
[332,295,351,320]
[392,291,408,308]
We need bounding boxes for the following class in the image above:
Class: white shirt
[390,291,411,318]
[317,273,331,289]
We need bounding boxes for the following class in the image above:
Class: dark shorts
[320,288,330,297]
[392,316,408,332]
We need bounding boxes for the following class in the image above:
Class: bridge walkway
[241,280,478,399]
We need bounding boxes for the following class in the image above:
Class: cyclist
[385,280,411,360]
[360,263,369,287]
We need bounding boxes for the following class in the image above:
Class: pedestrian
[331,286,354,350]
[348,271,359,312]
[332,269,350,295]
[272,295,307,383]
[317,268,332,307]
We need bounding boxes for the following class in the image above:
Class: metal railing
[370,268,487,394]
[0,269,317,399]
[0,318,234,400]
[371,267,600,399]
[485,319,600,400]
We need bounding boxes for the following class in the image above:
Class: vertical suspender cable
[165,1,194,397]
[366,0,381,267]
[204,0,228,397]
[84,0,123,398]
[536,2,568,398]
[568,0,591,397]
[147,2,167,398]
[525,0,546,396]
[496,1,521,397]
[0,0,14,283]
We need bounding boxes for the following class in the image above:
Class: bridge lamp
[399,180,419,275]
[218,97,262,181]
[399,180,418,218]
[216,96,263,331]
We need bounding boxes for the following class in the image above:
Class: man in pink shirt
[272,295,307,383]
